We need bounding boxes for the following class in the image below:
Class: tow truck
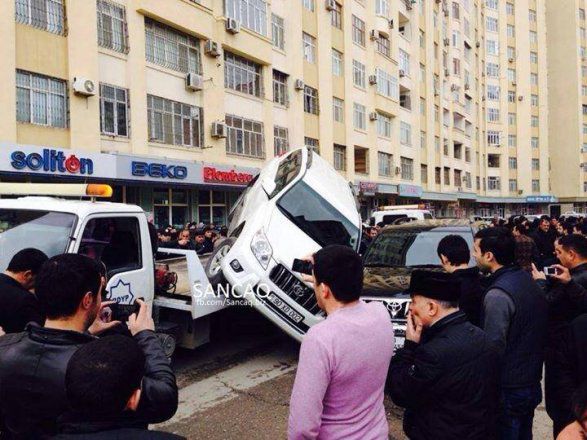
[0,183,226,356]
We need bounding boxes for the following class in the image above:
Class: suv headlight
[250,228,273,270]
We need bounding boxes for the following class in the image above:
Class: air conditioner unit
[511,81,517,86]
[518,95,524,101]
[444,38,450,46]
[476,41,481,48]
[399,69,406,77]
[395,166,402,175]
[368,74,378,85]
[211,121,227,138]
[508,57,514,63]
[294,79,305,90]
[434,89,440,96]
[465,83,470,90]
[482,71,486,77]
[204,40,221,57]
[226,18,240,34]
[369,112,379,121]
[518,189,524,195]
[370,30,380,41]
[72,77,96,96]
[325,0,337,11]
[186,73,204,91]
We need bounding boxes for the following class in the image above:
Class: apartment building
[547,0,587,214]
[0,0,556,224]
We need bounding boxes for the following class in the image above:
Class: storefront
[0,143,259,229]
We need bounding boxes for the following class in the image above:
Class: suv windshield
[364,228,474,267]
[277,181,360,249]
[0,209,76,271]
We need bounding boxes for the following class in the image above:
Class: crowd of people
[156,222,229,255]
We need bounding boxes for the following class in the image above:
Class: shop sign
[359,181,378,196]
[526,195,557,203]
[203,167,254,185]
[398,184,423,198]
[10,149,94,175]
[131,161,188,180]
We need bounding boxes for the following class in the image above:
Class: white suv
[208,147,362,341]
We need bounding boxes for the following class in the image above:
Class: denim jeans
[498,384,543,440]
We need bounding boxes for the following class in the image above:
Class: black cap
[406,270,461,302]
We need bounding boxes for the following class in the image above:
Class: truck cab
[369,205,434,227]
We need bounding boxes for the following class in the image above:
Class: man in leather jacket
[0,254,178,439]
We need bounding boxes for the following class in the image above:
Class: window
[197,190,229,226]
[531,115,539,127]
[487,130,501,145]
[354,146,369,174]
[506,2,514,15]
[353,60,366,88]
[16,70,67,128]
[225,114,265,158]
[80,217,141,273]
[420,97,426,115]
[334,144,346,171]
[487,62,500,78]
[486,0,498,10]
[435,167,441,184]
[509,179,518,192]
[330,2,342,29]
[531,94,539,107]
[399,49,410,76]
[378,152,392,176]
[531,73,538,85]
[97,0,128,53]
[452,1,460,19]
[272,70,288,106]
[305,137,319,152]
[15,0,65,35]
[145,19,202,74]
[507,24,515,38]
[147,95,203,148]
[508,134,517,147]
[332,49,343,76]
[487,40,499,56]
[271,14,285,50]
[532,180,540,192]
[302,32,316,63]
[508,90,516,103]
[400,121,412,146]
[376,68,399,100]
[420,30,425,48]
[453,58,461,76]
[401,157,414,180]
[400,91,411,110]
[225,0,267,35]
[420,64,426,84]
[99,84,129,137]
[584,123,587,135]
[274,126,289,156]
[487,84,500,101]
[353,103,366,130]
[304,86,319,115]
[508,68,516,82]
[421,131,426,149]
[444,167,451,185]
[421,165,428,184]
[452,30,461,47]
[532,159,540,170]
[487,108,500,123]
[454,170,462,187]
[509,157,517,169]
[508,46,515,60]
[532,137,539,149]
[333,97,344,122]
[509,112,517,125]
[583,104,587,116]
[302,0,315,11]
[488,177,501,191]
[376,0,390,17]
[377,113,392,138]
[376,35,391,58]
[225,52,263,97]
[581,8,586,21]
[486,17,499,33]
[530,31,538,45]
[529,9,537,22]
[583,85,587,97]
[352,15,366,47]
[531,52,538,64]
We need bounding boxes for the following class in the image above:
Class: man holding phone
[386,270,499,439]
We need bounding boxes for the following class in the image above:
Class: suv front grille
[269,264,321,315]
[364,298,411,322]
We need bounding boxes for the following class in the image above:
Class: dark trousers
[498,384,542,440]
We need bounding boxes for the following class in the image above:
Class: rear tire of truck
[205,237,236,289]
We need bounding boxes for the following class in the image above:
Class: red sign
[203,167,254,185]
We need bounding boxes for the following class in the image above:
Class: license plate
[267,293,303,323]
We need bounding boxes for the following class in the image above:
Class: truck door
[74,215,153,305]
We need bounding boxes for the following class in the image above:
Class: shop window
[198,190,228,226]
[153,189,189,229]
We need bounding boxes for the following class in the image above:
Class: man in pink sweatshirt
[288,245,394,440]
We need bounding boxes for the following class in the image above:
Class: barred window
[272,70,288,106]
[304,85,319,115]
[16,70,67,128]
[330,2,342,29]
[15,0,65,35]
[509,157,517,169]
[333,97,344,123]
[532,159,540,170]
[401,157,414,181]
[274,126,289,156]
[224,52,263,97]
[147,95,203,148]
[145,18,202,74]
[271,14,285,50]
[97,0,128,53]
[352,15,365,47]
[334,144,346,171]
[488,176,501,191]
[226,114,265,158]
[100,83,129,137]
[509,179,518,192]
[225,0,267,35]
[378,152,393,176]
[376,35,391,58]
[486,62,499,78]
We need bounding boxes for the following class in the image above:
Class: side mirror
[261,176,277,197]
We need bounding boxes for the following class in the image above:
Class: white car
[370,206,434,226]
[206,147,362,341]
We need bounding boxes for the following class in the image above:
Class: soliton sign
[11,149,94,175]
[131,161,188,180]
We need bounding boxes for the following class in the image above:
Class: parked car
[369,205,434,226]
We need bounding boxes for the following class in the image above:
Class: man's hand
[0,326,4,337]
[550,264,572,285]
[406,311,423,344]
[556,421,585,440]
[299,254,316,285]
[128,299,155,336]
[531,263,546,281]
[88,301,121,335]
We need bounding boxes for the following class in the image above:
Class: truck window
[79,217,142,275]
[382,214,408,225]
[424,213,433,219]
[270,149,303,198]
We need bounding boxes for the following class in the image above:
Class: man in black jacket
[474,227,548,439]
[0,248,48,333]
[52,335,184,440]
[386,270,499,440]
[437,234,483,326]
[0,254,178,439]
[531,216,558,268]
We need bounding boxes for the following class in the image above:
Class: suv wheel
[204,237,236,288]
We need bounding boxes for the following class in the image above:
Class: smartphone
[544,266,557,276]
[110,297,143,322]
[292,258,313,275]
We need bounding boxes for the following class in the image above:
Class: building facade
[0,0,565,224]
